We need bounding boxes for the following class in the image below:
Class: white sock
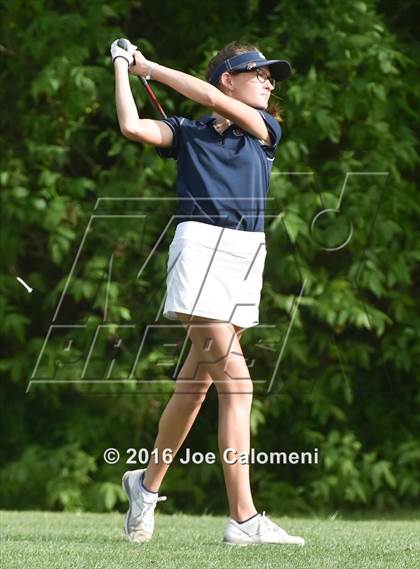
[236,512,260,529]
[139,473,158,500]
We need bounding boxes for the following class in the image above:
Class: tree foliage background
[1,0,419,514]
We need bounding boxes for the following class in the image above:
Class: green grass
[1,511,419,569]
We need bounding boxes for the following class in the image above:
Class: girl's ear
[219,71,234,94]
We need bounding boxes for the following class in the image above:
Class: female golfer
[111,39,305,547]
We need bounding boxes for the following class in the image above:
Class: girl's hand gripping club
[116,38,167,118]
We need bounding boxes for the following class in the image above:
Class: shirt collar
[199,115,217,124]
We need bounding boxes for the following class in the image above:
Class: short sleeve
[155,116,186,160]
[257,109,282,159]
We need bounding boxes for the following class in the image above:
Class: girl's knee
[216,381,254,399]
[174,383,211,405]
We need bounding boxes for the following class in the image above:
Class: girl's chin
[238,97,268,109]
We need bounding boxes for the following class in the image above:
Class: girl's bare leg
[176,315,257,523]
[142,342,213,492]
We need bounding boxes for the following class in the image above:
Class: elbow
[120,119,143,140]
[121,125,141,141]
[120,125,134,138]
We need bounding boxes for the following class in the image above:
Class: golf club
[117,38,167,118]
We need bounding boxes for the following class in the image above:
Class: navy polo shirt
[156,110,281,232]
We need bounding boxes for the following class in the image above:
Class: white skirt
[163,221,267,329]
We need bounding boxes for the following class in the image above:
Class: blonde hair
[205,41,283,122]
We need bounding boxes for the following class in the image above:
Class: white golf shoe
[223,511,305,546]
[122,468,167,543]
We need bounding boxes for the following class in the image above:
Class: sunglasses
[230,68,276,88]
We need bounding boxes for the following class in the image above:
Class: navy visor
[209,51,292,86]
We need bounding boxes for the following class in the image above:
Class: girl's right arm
[129,50,272,144]
[114,58,173,146]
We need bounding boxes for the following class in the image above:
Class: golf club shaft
[117,38,167,118]
[138,74,167,118]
